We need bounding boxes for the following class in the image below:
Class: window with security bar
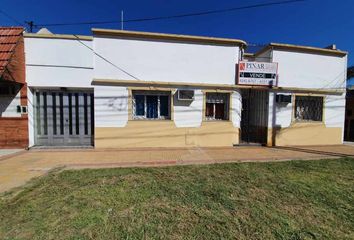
[205,93,230,120]
[294,96,323,122]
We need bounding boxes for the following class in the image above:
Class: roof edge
[24,33,92,41]
[254,43,347,57]
[92,28,247,46]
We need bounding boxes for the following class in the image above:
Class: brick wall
[0,117,28,148]
[0,32,28,148]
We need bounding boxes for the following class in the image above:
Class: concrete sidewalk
[1,145,354,193]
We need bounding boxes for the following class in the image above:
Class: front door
[34,89,94,146]
[240,89,269,145]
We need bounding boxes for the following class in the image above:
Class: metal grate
[295,96,323,122]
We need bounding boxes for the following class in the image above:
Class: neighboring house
[0,27,28,148]
[344,66,354,141]
[21,28,348,148]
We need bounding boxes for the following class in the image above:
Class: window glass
[132,91,170,120]
[295,96,323,122]
[135,95,145,116]
[160,95,169,117]
[146,95,158,119]
[215,103,225,120]
[205,103,214,118]
[205,93,229,120]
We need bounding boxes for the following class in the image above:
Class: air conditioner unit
[177,90,194,101]
[276,94,292,103]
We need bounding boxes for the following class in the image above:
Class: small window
[205,92,230,121]
[132,91,171,120]
[295,96,323,122]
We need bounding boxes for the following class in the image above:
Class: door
[241,89,269,145]
[34,89,94,146]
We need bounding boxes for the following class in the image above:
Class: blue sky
[1,0,353,65]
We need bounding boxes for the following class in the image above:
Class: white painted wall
[231,90,242,128]
[94,86,128,127]
[94,36,239,85]
[24,37,93,88]
[173,90,203,127]
[268,92,346,130]
[325,94,346,128]
[0,92,21,117]
[24,36,94,146]
[273,50,347,89]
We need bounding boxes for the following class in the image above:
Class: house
[0,27,28,148]
[21,28,347,148]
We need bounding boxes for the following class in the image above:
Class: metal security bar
[34,89,94,146]
[241,89,269,144]
[295,96,323,122]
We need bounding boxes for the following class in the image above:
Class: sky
[1,0,353,66]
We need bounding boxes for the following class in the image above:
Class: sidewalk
[1,145,354,193]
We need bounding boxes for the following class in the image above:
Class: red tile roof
[0,27,24,77]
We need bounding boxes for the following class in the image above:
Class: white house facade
[24,29,347,148]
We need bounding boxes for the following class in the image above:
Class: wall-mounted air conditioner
[276,94,292,103]
[177,90,194,101]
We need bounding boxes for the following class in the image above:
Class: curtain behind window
[146,96,158,118]
[135,95,145,116]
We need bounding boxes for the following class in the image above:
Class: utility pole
[25,21,34,33]
[121,10,124,30]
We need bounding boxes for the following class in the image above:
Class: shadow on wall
[173,92,194,107]
[0,82,21,117]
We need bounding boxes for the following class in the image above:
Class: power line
[36,0,306,28]
[72,35,140,80]
[0,9,24,26]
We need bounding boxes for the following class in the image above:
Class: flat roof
[254,43,347,57]
[92,28,247,46]
[24,33,92,41]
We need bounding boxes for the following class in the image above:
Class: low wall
[0,117,28,148]
[269,122,342,146]
[95,121,239,148]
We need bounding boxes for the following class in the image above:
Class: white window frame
[132,90,171,120]
[205,92,230,121]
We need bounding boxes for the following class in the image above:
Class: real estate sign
[237,61,278,86]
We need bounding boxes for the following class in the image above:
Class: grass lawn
[0,158,353,240]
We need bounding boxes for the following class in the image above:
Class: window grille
[295,96,323,122]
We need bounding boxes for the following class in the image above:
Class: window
[294,96,323,122]
[205,92,230,120]
[132,90,171,120]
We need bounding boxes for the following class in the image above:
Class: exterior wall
[93,35,242,148]
[25,37,93,88]
[0,35,28,148]
[267,91,345,146]
[0,91,21,117]
[94,36,240,85]
[273,50,347,89]
[259,49,347,146]
[24,36,94,147]
[94,84,241,148]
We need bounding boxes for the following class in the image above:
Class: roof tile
[0,27,23,76]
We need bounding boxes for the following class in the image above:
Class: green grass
[0,158,353,240]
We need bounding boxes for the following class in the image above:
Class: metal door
[241,89,269,144]
[34,89,94,146]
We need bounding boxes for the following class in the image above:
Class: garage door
[34,89,94,146]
